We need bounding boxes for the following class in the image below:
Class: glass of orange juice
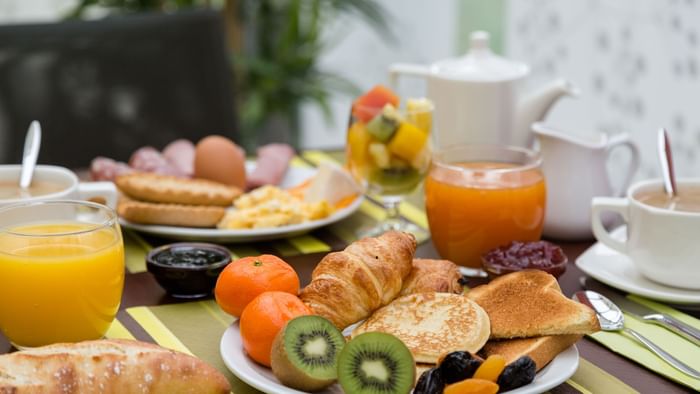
[0,200,124,348]
[425,145,546,274]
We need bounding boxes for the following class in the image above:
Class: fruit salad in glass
[346,85,433,237]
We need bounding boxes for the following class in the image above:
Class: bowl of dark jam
[146,242,231,298]
[481,240,568,279]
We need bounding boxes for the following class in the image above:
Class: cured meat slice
[247,143,294,189]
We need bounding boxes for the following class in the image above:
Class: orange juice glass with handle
[0,200,124,348]
[425,145,546,274]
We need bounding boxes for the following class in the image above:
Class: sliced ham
[163,139,195,177]
[247,143,295,189]
[90,157,133,181]
[129,146,186,177]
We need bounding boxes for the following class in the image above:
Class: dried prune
[497,356,536,392]
[438,351,482,384]
[413,367,445,394]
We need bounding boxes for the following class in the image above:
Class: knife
[582,277,700,346]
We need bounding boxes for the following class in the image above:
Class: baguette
[300,231,416,329]
[0,339,230,394]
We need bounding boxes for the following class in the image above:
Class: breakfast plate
[576,226,700,304]
[219,321,580,394]
[119,163,363,242]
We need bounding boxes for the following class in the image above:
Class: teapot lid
[431,31,529,81]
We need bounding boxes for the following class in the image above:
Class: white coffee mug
[591,178,700,289]
[0,165,117,208]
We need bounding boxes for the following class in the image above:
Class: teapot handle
[606,133,641,197]
[388,63,430,89]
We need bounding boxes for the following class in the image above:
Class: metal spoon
[573,290,700,379]
[19,121,41,192]
[657,128,677,198]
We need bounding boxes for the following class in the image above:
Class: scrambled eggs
[217,185,332,229]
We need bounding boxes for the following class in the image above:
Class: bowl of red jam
[481,241,568,279]
[146,242,231,298]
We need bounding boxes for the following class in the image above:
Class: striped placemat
[122,153,430,274]
[103,300,637,394]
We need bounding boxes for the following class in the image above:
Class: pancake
[351,293,490,364]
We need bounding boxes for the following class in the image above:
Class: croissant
[399,258,463,296]
[300,231,416,329]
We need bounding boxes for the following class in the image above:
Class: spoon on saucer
[657,128,677,208]
[19,121,42,195]
[573,290,700,379]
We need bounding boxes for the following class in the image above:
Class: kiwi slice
[338,332,416,394]
[270,315,345,392]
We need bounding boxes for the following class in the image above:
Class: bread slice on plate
[351,292,490,364]
[480,334,582,371]
[117,196,226,228]
[116,172,241,206]
[467,270,599,339]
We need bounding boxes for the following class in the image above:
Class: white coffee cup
[0,165,117,208]
[591,178,700,289]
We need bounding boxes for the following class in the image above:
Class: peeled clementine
[215,254,300,317]
[239,291,311,366]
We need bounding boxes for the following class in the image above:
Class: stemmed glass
[346,99,433,238]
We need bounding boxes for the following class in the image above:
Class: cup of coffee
[0,165,117,208]
[591,178,700,289]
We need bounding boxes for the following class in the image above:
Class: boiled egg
[194,135,246,189]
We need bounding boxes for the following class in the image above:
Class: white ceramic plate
[219,322,579,394]
[576,226,700,304]
[119,163,363,243]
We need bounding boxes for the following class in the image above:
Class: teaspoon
[573,290,700,379]
[19,121,42,191]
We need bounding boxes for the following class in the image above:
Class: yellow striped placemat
[115,300,639,394]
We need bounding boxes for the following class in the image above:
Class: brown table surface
[0,237,694,393]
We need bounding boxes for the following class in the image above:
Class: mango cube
[387,122,428,162]
[407,98,433,133]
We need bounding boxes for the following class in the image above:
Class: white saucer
[576,226,700,304]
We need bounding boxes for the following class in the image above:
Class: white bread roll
[0,339,230,393]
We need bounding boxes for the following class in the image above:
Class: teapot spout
[515,79,579,147]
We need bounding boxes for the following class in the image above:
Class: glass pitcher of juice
[0,200,124,348]
[425,145,546,273]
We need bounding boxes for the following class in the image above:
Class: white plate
[219,322,579,394]
[119,164,363,243]
[576,226,700,304]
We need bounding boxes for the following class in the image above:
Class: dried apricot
[473,355,506,382]
[443,378,499,394]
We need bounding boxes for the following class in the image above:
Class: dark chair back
[0,10,238,167]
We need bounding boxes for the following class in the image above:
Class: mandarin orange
[215,254,299,317]
[239,291,311,366]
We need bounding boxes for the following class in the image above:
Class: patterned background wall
[506,0,700,179]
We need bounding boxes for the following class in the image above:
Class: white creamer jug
[533,122,640,240]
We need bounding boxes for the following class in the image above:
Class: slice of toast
[479,334,581,371]
[467,270,599,339]
[116,173,241,206]
[117,196,226,228]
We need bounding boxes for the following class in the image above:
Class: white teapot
[389,31,578,148]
